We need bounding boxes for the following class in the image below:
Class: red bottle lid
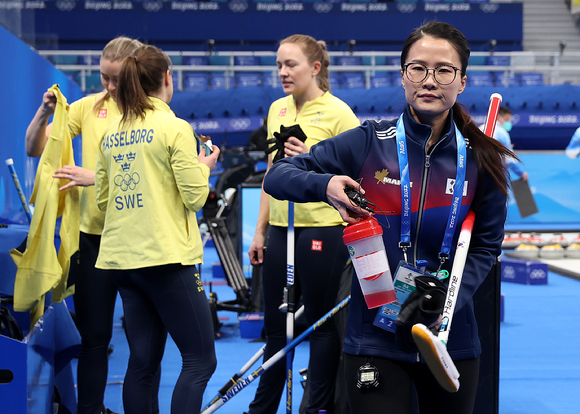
[342,218,383,244]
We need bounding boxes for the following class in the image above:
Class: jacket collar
[149,96,171,113]
[402,104,456,149]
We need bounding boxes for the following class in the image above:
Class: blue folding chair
[234,56,262,88]
[335,56,365,89]
[487,55,511,66]
[494,71,519,87]
[467,71,494,87]
[184,73,209,92]
[371,72,391,88]
[518,73,544,86]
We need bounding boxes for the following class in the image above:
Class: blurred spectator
[248,116,268,151]
[481,106,529,180]
[565,127,580,159]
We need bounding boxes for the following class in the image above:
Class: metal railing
[38,49,580,91]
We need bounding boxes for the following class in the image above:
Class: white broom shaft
[438,93,501,344]
[439,211,475,343]
[286,201,295,414]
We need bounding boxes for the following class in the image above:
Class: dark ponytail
[452,102,515,197]
[117,45,170,127]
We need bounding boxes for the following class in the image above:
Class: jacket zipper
[412,133,446,264]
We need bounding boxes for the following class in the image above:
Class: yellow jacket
[268,92,360,227]
[95,97,210,270]
[67,92,120,235]
[12,84,80,320]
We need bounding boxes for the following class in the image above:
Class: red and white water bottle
[343,218,396,309]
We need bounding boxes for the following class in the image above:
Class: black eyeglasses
[403,62,461,85]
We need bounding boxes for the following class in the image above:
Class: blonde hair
[93,36,144,111]
[280,34,331,92]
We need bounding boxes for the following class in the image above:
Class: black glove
[395,275,447,353]
[264,124,307,163]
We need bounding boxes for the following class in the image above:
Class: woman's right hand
[40,91,57,117]
[198,145,220,171]
[248,233,266,265]
[326,175,372,224]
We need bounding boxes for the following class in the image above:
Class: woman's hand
[326,176,372,224]
[53,165,95,190]
[198,145,221,171]
[40,91,57,117]
[283,136,309,157]
[248,232,267,265]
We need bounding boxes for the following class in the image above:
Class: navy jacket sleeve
[456,173,506,312]
[264,124,371,204]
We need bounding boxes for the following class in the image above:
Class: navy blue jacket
[264,106,506,362]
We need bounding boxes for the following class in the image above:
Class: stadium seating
[487,55,511,67]
[370,72,391,88]
[335,55,365,89]
[84,72,103,92]
[494,71,519,87]
[182,56,210,91]
[468,72,494,87]
[329,72,340,90]
[211,73,232,90]
[184,73,209,92]
[519,72,544,86]
[80,55,100,66]
[234,56,263,88]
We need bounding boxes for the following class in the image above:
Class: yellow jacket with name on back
[95,97,210,270]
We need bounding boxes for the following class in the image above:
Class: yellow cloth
[11,84,80,318]
[95,97,210,270]
[67,92,120,235]
[267,92,360,227]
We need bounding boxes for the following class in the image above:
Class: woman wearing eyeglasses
[261,22,515,414]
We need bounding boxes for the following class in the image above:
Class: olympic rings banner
[8,1,522,46]
[0,0,513,14]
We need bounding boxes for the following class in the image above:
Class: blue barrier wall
[0,25,84,224]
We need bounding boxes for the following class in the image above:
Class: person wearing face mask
[262,22,516,414]
[245,34,360,414]
[480,106,528,181]
[25,37,163,414]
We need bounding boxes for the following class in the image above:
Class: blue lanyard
[395,114,467,267]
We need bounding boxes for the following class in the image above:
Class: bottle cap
[343,218,383,244]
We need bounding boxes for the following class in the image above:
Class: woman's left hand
[283,136,308,157]
[53,165,95,190]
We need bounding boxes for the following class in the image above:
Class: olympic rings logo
[503,266,516,279]
[114,173,141,191]
[397,3,416,13]
[313,2,332,13]
[56,0,76,11]
[230,118,251,130]
[229,0,248,13]
[529,269,546,279]
[480,3,499,13]
[143,1,162,12]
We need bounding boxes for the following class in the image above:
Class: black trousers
[248,225,349,414]
[344,354,480,414]
[112,264,216,414]
[74,232,161,414]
